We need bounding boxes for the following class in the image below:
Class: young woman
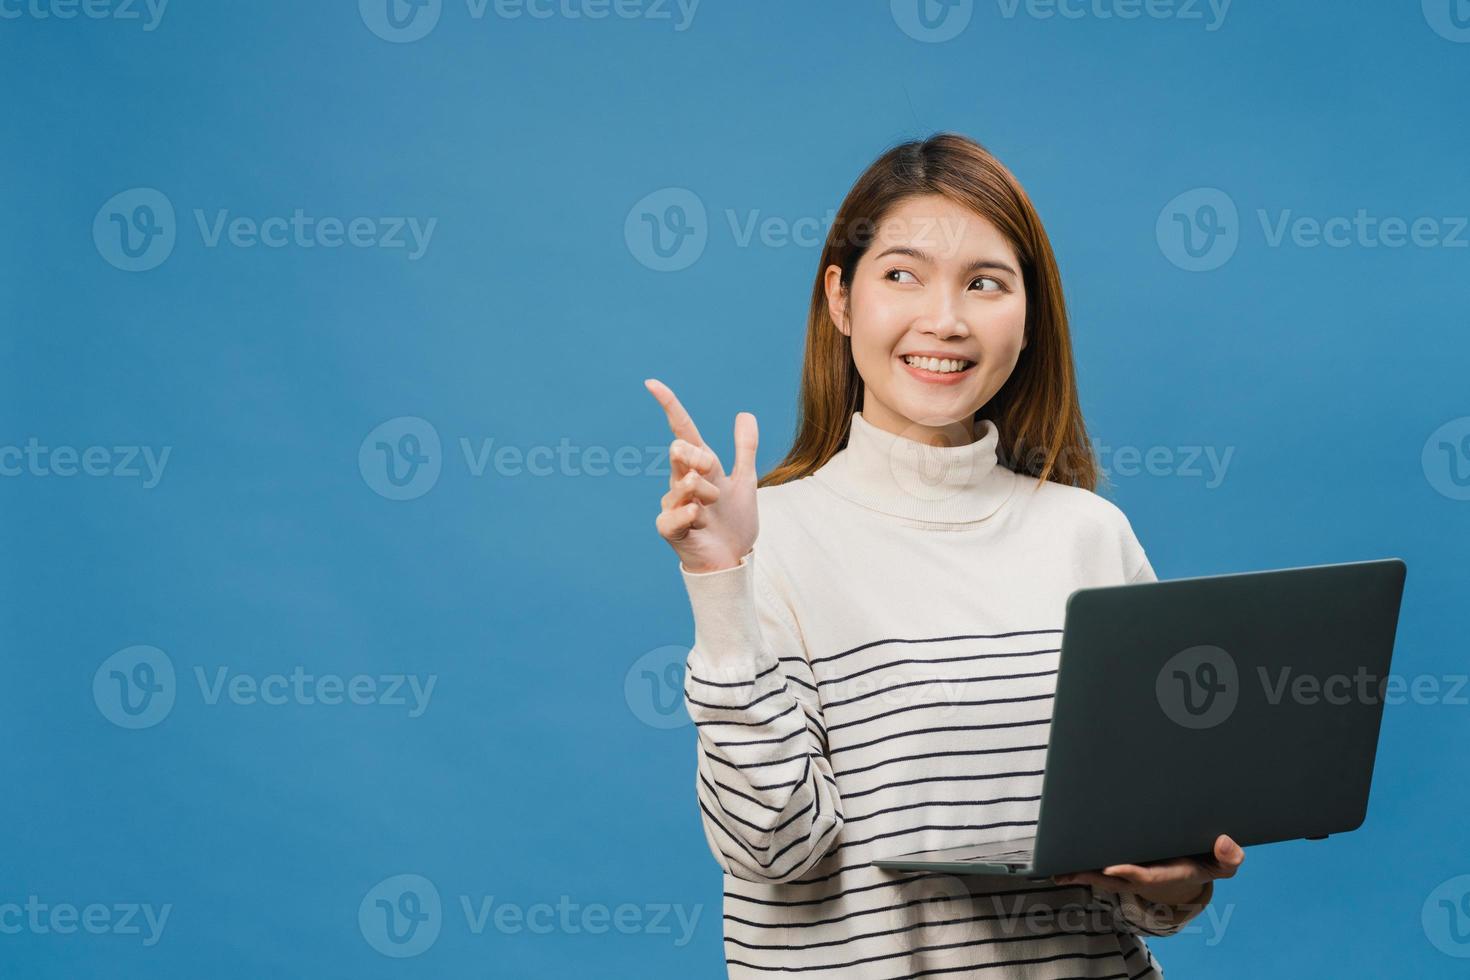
[645,132,1245,979]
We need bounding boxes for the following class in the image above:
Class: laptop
[871,557,1408,879]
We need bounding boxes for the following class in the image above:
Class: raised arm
[644,377,844,882]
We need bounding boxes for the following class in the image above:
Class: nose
[916,285,971,341]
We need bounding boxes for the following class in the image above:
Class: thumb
[732,412,758,478]
[1213,835,1244,876]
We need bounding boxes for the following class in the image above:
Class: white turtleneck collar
[810,410,1018,525]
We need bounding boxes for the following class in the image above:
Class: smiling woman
[646,132,1242,979]
[823,193,1030,447]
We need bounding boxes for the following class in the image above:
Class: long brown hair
[759,132,1099,493]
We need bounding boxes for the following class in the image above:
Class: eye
[883,268,918,284]
[972,276,1005,292]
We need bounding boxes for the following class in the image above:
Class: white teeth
[903,355,972,373]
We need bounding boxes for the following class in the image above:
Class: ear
[823,264,849,336]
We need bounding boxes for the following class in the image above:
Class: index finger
[644,378,706,448]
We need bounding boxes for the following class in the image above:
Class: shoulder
[1008,470,1149,566]
[753,474,822,523]
[746,476,832,588]
[1010,469,1135,526]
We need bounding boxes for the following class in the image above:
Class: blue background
[3,1,1468,976]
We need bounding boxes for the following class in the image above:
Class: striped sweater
[678,410,1209,979]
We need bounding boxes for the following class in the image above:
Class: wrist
[1133,879,1211,919]
[680,548,753,576]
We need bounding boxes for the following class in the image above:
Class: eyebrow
[873,245,1019,277]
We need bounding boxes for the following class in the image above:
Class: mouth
[899,353,976,385]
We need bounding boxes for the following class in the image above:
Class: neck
[858,401,982,449]
[810,410,1018,525]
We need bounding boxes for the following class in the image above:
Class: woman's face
[825,193,1028,447]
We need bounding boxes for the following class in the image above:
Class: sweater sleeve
[1087,878,1214,938]
[679,544,845,884]
[1120,511,1157,585]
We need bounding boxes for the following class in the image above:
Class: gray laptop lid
[1028,557,1407,876]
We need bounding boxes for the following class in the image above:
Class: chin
[893,399,978,430]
